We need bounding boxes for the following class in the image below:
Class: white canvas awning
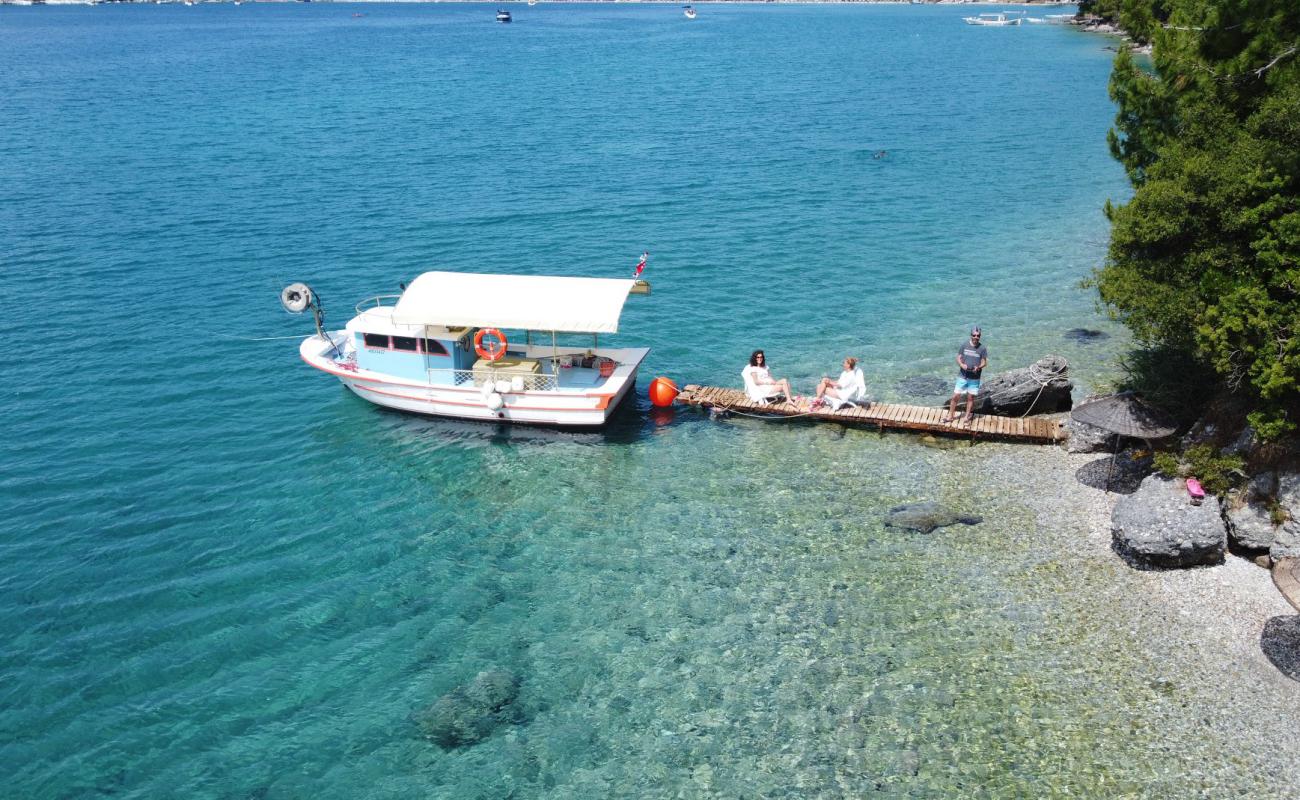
[391,271,639,334]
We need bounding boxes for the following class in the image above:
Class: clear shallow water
[2,3,1243,797]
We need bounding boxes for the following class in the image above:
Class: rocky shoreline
[976,441,1300,789]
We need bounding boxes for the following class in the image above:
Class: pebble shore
[979,442,1300,793]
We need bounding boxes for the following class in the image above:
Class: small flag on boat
[634,251,648,278]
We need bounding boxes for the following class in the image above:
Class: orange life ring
[474,328,508,361]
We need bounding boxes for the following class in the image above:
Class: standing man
[944,326,987,425]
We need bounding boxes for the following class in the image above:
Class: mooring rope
[210,333,313,342]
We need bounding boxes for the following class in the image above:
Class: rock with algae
[883,501,983,534]
[416,669,522,749]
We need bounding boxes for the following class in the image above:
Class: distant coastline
[5,0,1080,6]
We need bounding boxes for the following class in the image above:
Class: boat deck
[676,385,1066,444]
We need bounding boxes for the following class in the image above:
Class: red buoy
[648,376,679,408]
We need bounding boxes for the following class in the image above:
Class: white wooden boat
[288,272,652,427]
[963,12,1023,27]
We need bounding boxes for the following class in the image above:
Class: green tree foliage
[1096,0,1300,439]
[1079,0,1172,44]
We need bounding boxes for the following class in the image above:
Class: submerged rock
[1063,328,1109,344]
[971,355,1074,417]
[1111,475,1226,568]
[416,669,522,749]
[883,501,983,534]
[896,375,950,399]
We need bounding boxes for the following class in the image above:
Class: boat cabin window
[421,338,449,356]
[363,333,390,349]
[392,336,419,352]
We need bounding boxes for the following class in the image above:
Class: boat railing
[428,368,560,393]
[354,294,402,315]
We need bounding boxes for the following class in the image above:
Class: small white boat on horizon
[963,12,1023,27]
[683,5,696,20]
[288,271,653,427]
[496,8,511,23]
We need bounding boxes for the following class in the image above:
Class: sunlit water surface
[7,4,1260,797]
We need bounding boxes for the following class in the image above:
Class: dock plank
[674,385,1064,444]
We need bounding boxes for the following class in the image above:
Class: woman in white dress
[812,357,866,410]
[741,349,796,404]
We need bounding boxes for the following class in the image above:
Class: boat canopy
[391,271,639,334]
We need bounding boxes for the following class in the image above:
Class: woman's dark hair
[749,350,766,367]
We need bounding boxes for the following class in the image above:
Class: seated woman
[812,357,867,410]
[741,349,797,404]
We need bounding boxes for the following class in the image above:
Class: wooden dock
[676,385,1066,444]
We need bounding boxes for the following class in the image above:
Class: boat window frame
[362,333,391,349]
[420,338,450,357]
[391,335,419,353]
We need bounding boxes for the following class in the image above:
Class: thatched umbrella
[1071,392,1178,492]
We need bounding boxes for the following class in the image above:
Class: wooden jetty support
[676,385,1066,444]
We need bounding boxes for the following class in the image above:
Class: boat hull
[300,333,647,428]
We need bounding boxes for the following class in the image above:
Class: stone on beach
[1272,472,1300,561]
[971,355,1073,417]
[883,501,983,534]
[1064,412,1115,454]
[1111,475,1226,568]
[1226,471,1279,552]
[416,669,522,749]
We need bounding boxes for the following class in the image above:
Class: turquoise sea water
[7,4,1263,797]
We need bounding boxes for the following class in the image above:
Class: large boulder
[1111,475,1226,568]
[1273,472,1300,561]
[415,669,522,749]
[884,501,983,534]
[1225,471,1278,551]
[971,355,1073,416]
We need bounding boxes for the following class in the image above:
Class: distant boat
[527,0,536,6]
[963,12,1023,27]
[683,4,695,19]
[496,8,511,23]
